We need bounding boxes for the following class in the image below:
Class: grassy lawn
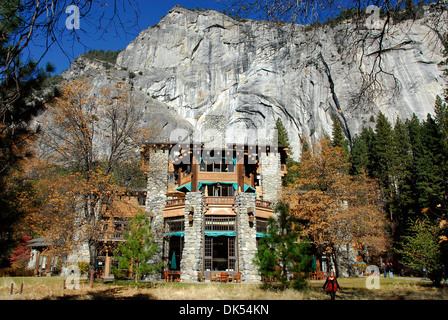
[0,276,446,300]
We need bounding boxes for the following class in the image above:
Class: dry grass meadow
[1,276,447,300]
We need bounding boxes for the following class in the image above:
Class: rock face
[66,5,446,158]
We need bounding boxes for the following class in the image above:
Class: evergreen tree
[397,217,442,286]
[275,117,289,147]
[372,112,395,220]
[349,126,375,176]
[254,202,312,290]
[434,95,448,144]
[390,118,414,232]
[331,117,349,154]
[421,114,447,209]
[0,1,56,266]
[275,118,300,186]
[404,0,417,20]
[115,211,162,282]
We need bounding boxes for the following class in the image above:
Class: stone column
[260,150,282,203]
[236,192,259,282]
[180,192,204,282]
[146,149,169,280]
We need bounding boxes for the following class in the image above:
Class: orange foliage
[283,137,389,258]
[15,79,158,256]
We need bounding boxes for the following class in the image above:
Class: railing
[204,196,235,205]
[166,198,186,207]
[204,216,236,231]
[256,199,273,208]
[180,173,192,185]
[164,217,185,233]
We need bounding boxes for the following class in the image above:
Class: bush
[77,261,89,276]
[0,267,34,277]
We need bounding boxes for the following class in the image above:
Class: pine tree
[349,126,375,176]
[434,95,448,141]
[275,118,289,147]
[331,117,349,155]
[421,114,447,209]
[275,118,300,186]
[372,112,395,220]
[404,0,417,20]
[390,118,413,225]
[0,1,55,266]
[115,211,162,282]
[397,218,442,285]
[254,202,312,289]
[405,114,439,214]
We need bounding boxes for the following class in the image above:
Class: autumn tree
[35,79,156,273]
[0,0,141,266]
[9,235,31,269]
[283,137,389,276]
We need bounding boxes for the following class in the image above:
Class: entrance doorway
[204,236,237,279]
[166,236,183,270]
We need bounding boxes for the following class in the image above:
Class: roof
[27,237,51,247]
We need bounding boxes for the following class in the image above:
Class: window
[256,218,267,234]
[199,158,235,172]
[205,216,236,231]
[202,184,235,197]
[137,194,146,206]
[164,217,185,233]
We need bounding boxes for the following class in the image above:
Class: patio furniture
[316,271,325,280]
[219,272,229,283]
[164,270,173,282]
[233,272,241,283]
[210,272,219,282]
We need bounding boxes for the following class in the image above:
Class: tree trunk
[88,238,97,283]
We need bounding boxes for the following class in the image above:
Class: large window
[205,216,236,231]
[202,184,235,197]
[204,236,237,272]
[200,159,235,173]
[164,217,185,233]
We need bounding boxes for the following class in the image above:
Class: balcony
[166,198,186,207]
[255,199,273,208]
[162,195,273,218]
[204,196,235,205]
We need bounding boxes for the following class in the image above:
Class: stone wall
[260,151,281,203]
[236,192,259,282]
[146,149,169,280]
[180,192,204,282]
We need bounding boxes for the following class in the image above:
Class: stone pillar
[146,149,169,280]
[180,192,204,282]
[236,192,259,282]
[260,150,282,203]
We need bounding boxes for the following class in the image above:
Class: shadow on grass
[44,286,157,300]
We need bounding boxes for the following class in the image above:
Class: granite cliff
[62,5,446,158]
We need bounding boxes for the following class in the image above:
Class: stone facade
[260,150,282,203]
[235,192,259,282]
[146,149,169,280]
[144,144,284,282]
[180,192,204,282]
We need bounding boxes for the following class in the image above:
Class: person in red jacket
[322,272,340,300]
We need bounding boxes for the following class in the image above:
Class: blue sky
[25,0,422,75]
[26,1,224,75]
